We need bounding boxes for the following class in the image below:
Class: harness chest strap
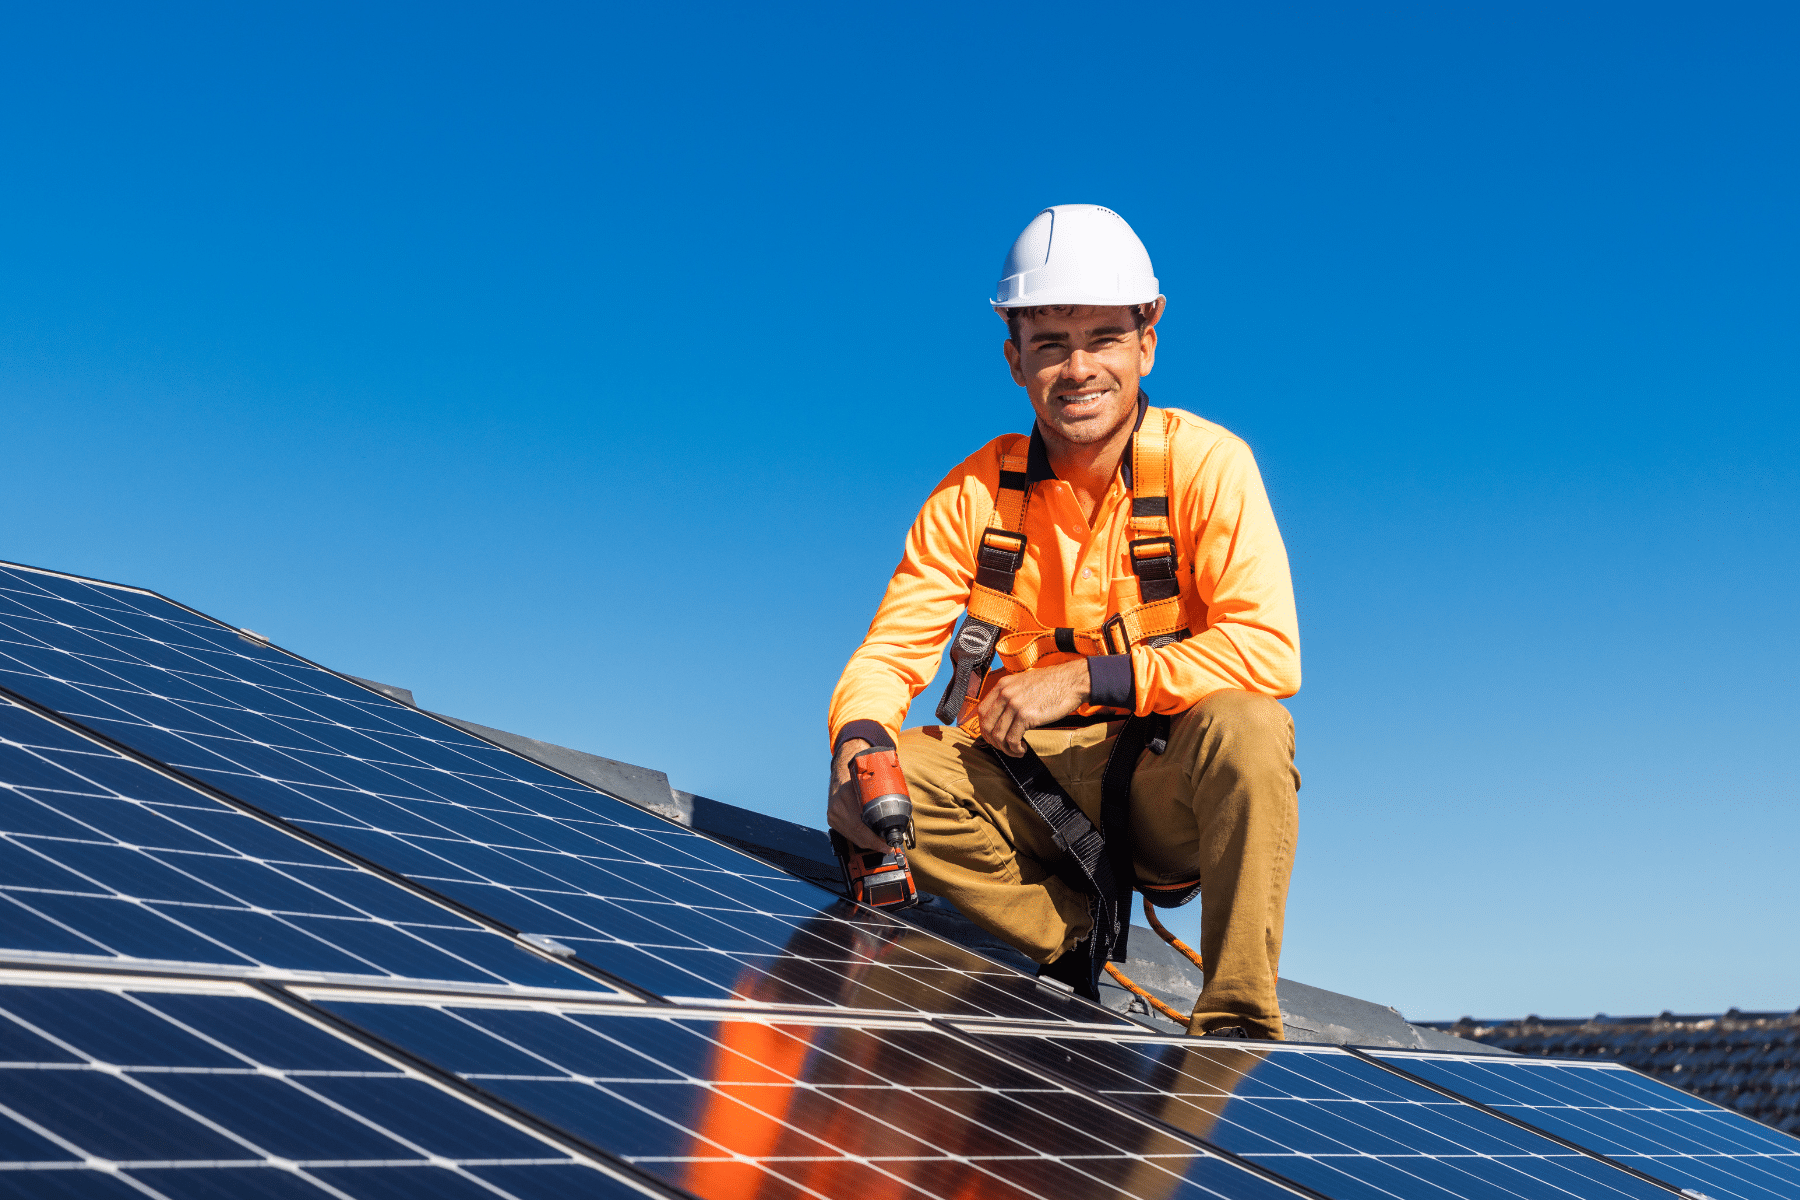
[1004,410,1193,669]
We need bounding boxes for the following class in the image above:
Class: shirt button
[1082,568,1094,579]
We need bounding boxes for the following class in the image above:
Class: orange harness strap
[1108,406,1191,653]
[934,437,1032,724]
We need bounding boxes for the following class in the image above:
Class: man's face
[1002,304,1159,448]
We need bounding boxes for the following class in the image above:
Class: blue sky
[2,2,1794,1023]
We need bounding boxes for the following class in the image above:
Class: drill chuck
[858,793,914,848]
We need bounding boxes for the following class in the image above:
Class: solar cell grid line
[964,1026,1689,1200]
[1372,1049,1800,1200]
[297,988,1313,1200]
[0,971,666,1200]
[0,560,1121,1025]
[0,689,629,999]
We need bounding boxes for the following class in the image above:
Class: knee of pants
[894,725,968,809]
[1194,690,1294,768]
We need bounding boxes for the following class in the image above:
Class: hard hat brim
[991,272,1160,309]
[991,287,1163,310]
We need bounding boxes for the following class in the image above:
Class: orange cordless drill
[830,746,920,909]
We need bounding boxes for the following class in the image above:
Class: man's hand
[976,658,1091,757]
[827,738,890,853]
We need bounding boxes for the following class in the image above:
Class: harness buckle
[1128,533,1177,560]
[1101,613,1129,655]
[1127,535,1180,603]
[974,529,1029,594]
[934,616,1001,725]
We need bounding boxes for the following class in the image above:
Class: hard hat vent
[991,204,1160,310]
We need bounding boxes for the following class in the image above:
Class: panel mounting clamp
[519,934,578,959]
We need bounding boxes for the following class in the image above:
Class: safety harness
[934,402,1204,998]
[933,402,1192,729]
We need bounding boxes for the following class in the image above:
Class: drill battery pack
[830,830,920,909]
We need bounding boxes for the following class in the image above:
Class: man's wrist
[1064,655,1093,702]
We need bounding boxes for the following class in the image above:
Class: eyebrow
[1029,324,1134,344]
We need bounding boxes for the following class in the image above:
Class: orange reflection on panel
[681,1019,1079,1200]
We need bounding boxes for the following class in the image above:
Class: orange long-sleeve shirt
[828,405,1299,750]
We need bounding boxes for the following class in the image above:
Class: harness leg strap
[1097,710,1174,961]
[978,742,1120,998]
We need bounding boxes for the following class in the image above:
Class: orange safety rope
[1103,895,1206,1029]
[1141,894,1204,972]
[1104,962,1188,1025]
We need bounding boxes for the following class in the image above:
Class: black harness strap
[1128,535,1181,602]
[979,742,1119,995]
[1097,711,1173,961]
[936,616,1001,725]
[982,707,1179,980]
[951,404,1202,985]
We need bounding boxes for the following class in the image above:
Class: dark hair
[1004,303,1152,347]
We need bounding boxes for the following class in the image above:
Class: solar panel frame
[0,559,1125,1026]
[1371,1047,1800,1200]
[0,690,632,1000]
[0,969,673,1200]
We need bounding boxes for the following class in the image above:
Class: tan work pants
[896,690,1299,1039]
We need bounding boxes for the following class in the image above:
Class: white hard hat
[991,204,1161,309]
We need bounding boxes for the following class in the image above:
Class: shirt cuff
[833,719,896,754]
[1086,654,1135,710]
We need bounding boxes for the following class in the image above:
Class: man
[826,205,1300,1039]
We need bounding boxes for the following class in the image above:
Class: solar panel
[0,973,661,1199]
[305,989,1308,1200]
[971,1028,1683,1200]
[6,556,1790,1200]
[0,561,1114,1024]
[0,695,618,996]
[1377,1049,1800,1200]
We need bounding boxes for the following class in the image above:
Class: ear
[1138,298,1162,377]
[1002,336,1027,387]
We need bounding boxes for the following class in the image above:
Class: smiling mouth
[1053,388,1110,411]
